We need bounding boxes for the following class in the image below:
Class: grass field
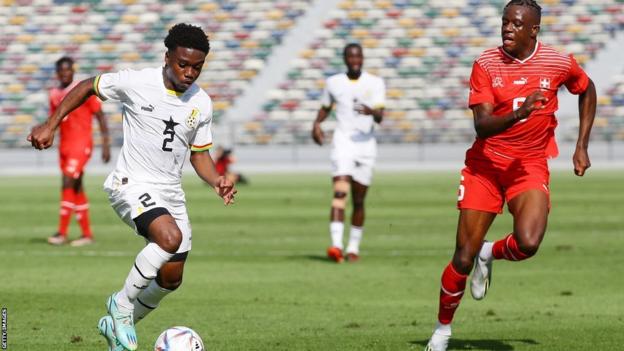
[1,171,623,350]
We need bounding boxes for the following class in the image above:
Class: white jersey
[95,67,213,185]
[321,71,385,139]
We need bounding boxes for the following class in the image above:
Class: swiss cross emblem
[540,77,551,89]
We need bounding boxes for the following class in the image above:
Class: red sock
[492,234,531,261]
[74,191,92,238]
[438,262,468,324]
[58,188,75,236]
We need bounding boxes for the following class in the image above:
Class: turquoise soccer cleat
[97,316,125,351]
[106,293,138,351]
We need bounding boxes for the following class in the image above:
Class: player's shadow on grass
[411,338,538,350]
[29,237,49,244]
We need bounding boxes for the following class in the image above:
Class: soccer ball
[154,326,205,351]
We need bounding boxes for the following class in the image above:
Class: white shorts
[330,132,376,186]
[103,173,192,254]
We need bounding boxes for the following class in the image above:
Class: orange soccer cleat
[327,246,344,263]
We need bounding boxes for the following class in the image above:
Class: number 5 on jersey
[512,97,528,123]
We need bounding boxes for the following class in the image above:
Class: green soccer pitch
[1,171,622,350]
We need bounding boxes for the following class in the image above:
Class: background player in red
[425,1,597,350]
[47,57,111,247]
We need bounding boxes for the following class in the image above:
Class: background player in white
[28,23,236,351]
[312,43,385,263]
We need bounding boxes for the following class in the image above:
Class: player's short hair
[164,23,210,54]
[55,56,74,72]
[504,0,542,23]
[343,43,363,57]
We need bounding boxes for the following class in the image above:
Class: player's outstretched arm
[190,150,237,205]
[573,78,596,177]
[312,106,331,145]
[28,77,97,150]
[472,91,548,139]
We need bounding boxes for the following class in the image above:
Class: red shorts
[456,150,550,214]
[59,144,92,179]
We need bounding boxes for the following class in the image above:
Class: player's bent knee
[158,229,183,254]
[517,237,541,257]
[452,252,475,274]
[159,276,183,291]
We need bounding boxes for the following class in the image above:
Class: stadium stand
[0,0,311,147]
[239,0,624,145]
[0,0,623,148]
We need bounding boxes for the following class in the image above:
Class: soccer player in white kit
[312,43,385,263]
[28,24,236,351]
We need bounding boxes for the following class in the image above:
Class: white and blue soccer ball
[154,326,205,351]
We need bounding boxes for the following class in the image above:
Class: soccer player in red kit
[47,57,111,246]
[425,1,596,350]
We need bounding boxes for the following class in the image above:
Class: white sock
[116,243,173,311]
[434,321,452,336]
[479,241,494,261]
[330,221,344,249]
[133,280,173,323]
[346,226,363,254]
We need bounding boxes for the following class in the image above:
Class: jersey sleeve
[320,79,334,109]
[94,70,132,102]
[371,78,386,109]
[48,91,57,116]
[468,61,495,108]
[190,105,213,152]
[564,55,589,95]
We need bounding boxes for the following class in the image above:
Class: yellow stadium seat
[99,43,116,53]
[469,37,487,47]
[7,84,24,94]
[339,0,354,9]
[266,10,284,20]
[14,114,33,124]
[200,3,219,12]
[213,101,231,111]
[402,133,421,143]
[72,34,91,44]
[363,38,378,48]
[17,34,34,43]
[9,16,27,26]
[409,48,427,57]
[214,12,230,21]
[408,28,425,38]
[112,114,123,123]
[348,10,367,20]
[122,15,139,24]
[300,49,315,59]
[277,20,294,30]
[351,28,368,39]
[443,28,460,37]
[244,122,262,132]
[567,24,584,34]
[594,117,608,127]
[18,64,38,74]
[399,18,415,28]
[44,44,62,53]
[387,110,406,120]
[242,40,259,49]
[441,8,459,18]
[575,54,590,64]
[121,52,140,62]
[239,70,257,79]
[121,0,137,4]
[541,0,560,5]
[375,0,392,9]
[597,96,612,106]
[387,89,404,99]
[542,16,558,25]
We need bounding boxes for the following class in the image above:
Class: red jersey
[468,42,589,159]
[215,156,231,176]
[49,81,102,149]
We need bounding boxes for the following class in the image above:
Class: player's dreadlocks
[504,0,542,23]
[164,23,210,54]
[55,56,74,72]
[343,43,363,57]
